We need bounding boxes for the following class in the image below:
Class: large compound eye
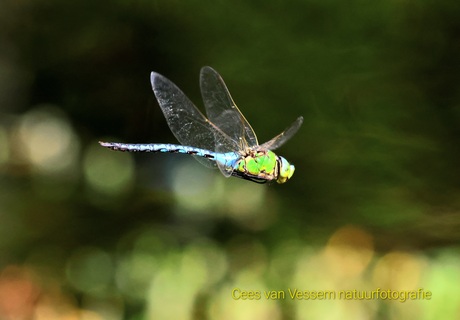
[277,156,295,184]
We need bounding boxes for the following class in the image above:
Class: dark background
[0,0,459,319]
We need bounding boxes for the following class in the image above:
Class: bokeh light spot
[0,126,9,166]
[83,141,134,195]
[185,239,227,286]
[208,276,282,320]
[66,247,113,294]
[323,225,374,278]
[373,251,426,290]
[222,180,273,231]
[146,251,207,320]
[171,160,223,214]
[17,105,79,174]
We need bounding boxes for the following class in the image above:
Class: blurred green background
[0,0,459,319]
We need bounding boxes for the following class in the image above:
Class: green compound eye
[277,156,295,184]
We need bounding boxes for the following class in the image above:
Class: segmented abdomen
[99,142,216,159]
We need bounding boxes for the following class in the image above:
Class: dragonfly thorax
[232,149,295,184]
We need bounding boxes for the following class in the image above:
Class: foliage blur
[0,0,459,319]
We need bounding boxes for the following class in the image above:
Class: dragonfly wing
[200,66,259,151]
[259,116,304,151]
[151,72,236,174]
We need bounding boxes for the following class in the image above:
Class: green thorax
[233,150,295,184]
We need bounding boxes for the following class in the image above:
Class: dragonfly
[99,67,303,184]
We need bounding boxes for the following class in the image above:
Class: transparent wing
[200,66,258,152]
[259,116,304,151]
[151,71,238,171]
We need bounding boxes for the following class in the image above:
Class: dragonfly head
[277,156,295,184]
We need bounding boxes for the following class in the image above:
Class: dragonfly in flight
[99,67,303,184]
